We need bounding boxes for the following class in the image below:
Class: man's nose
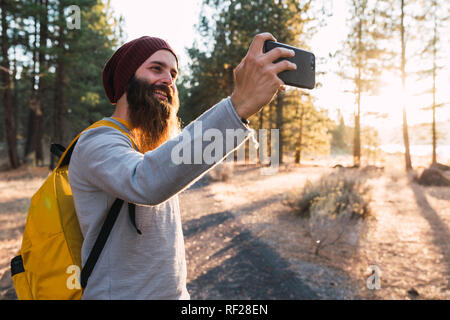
[157,74,175,96]
[160,71,174,86]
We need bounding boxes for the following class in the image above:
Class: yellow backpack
[10,118,137,300]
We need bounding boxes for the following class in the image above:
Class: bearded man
[68,33,296,300]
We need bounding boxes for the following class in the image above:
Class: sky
[109,0,203,69]
[109,0,450,138]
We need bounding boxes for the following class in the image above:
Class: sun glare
[363,71,436,129]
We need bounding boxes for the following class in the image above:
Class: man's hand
[230,33,296,119]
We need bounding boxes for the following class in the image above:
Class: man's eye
[151,66,161,71]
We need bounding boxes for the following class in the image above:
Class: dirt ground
[0,157,449,300]
[192,162,449,300]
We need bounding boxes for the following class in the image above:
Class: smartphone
[263,40,315,89]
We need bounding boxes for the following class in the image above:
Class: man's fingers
[271,59,297,75]
[248,33,277,57]
[262,46,295,64]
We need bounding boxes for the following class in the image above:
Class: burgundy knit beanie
[102,36,178,104]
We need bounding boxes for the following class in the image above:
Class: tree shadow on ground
[0,198,29,215]
[409,181,450,288]
[183,210,234,238]
[424,187,450,201]
[182,194,283,239]
[182,193,319,300]
[187,229,318,300]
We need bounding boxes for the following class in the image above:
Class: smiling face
[125,49,181,153]
[134,49,178,103]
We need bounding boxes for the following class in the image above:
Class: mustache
[149,83,173,104]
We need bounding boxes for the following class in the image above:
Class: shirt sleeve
[69,97,255,206]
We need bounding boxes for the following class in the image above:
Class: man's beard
[126,76,181,153]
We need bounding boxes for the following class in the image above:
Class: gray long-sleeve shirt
[68,97,252,299]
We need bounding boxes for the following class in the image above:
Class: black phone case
[263,41,315,89]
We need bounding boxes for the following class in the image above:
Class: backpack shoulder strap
[86,119,137,150]
[55,119,136,169]
[80,198,124,289]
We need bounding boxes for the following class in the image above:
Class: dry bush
[287,171,371,255]
[207,161,234,182]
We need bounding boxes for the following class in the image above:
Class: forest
[1,0,447,172]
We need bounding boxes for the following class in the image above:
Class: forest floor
[0,155,449,300]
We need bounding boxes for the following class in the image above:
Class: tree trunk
[431,6,437,165]
[26,0,47,165]
[353,99,361,168]
[50,2,66,170]
[400,0,412,171]
[353,13,362,168]
[259,106,264,130]
[35,0,48,166]
[24,100,37,159]
[25,0,39,161]
[12,44,18,137]
[1,0,19,169]
[295,103,305,164]
[275,93,284,164]
[268,101,275,158]
[255,105,264,163]
[51,62,65,169]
